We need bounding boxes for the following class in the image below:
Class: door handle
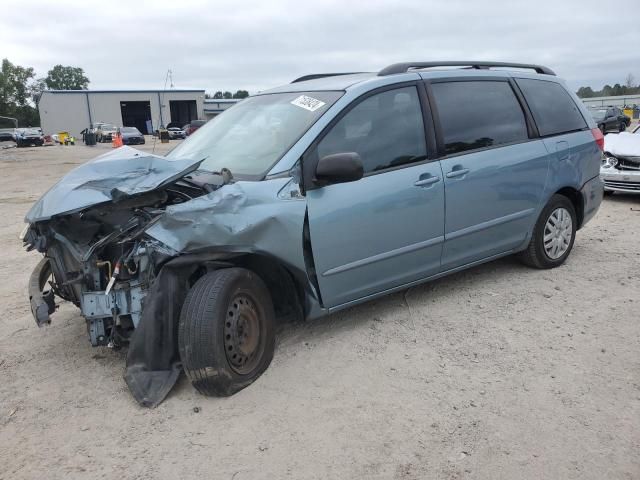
[445,168,470,179]
[414,176,440,187]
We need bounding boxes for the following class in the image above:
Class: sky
[1,0,639,94]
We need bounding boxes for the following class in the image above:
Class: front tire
[520,194,577,269]
[178,268,275,397]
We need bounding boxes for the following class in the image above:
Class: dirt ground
[0,139,638,480]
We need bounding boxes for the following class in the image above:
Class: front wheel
[519,194,577,269]
[178,268,275,397]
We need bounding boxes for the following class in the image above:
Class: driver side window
[316,86,427,174]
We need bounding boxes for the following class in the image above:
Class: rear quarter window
[431,80,529,156]
[516,78,587,137]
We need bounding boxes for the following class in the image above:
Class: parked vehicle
[119,127,145,145]
[183,119,207,135]
[600,123,640,194]
[96,124,118,143]
[167,127,186,139]
[23,61,603,407]
[15,128,44,147]
[0,127,15,142]
[589,106,631,133]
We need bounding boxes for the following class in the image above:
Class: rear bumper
[600,168,640,193]
[580,175,604,227]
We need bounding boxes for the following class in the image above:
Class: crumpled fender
[145,178,308,273]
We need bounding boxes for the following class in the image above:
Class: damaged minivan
[23,62,604,407]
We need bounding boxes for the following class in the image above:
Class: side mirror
[315,152,364,185]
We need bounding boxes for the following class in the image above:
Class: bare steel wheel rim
[224,293,264,374]
[543,207,572,260]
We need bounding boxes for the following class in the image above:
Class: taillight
[591,127,604,151]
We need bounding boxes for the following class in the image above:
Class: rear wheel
[178,268,275,397]
[520,194,577,269]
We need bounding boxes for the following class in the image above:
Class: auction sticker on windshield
[290,95,326,112]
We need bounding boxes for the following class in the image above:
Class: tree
[0,58,39,126]
[232,90,249,99]
[213,91,223,99]
[223,91,233,99]
[625,73,636,88]
[45,65,89,90]
[576,86,595,98]
[30,78,47,105]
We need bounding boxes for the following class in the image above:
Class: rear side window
[516,78,587,136]
[431,81,529,156]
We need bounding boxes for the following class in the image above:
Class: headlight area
[601,153,618,169]
[23,206,178,348]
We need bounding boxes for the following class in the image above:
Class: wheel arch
[554,186,584,228]
[180,251,310,323]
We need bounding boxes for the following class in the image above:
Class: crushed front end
[21,147,215,364]
[24,200,176,347]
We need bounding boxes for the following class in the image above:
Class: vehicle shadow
[275,255,526,346]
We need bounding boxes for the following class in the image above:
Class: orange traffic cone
[112,132,123,148]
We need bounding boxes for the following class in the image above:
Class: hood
[25,146,203,222]
[604,132,640,158]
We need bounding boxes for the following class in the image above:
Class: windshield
[589,109,606,121]
[167,91,343,177]
[121,127,139,133]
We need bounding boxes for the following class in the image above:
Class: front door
[428,79,550,269]
[305,85,445,308]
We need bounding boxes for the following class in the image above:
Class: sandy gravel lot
[0,139,638,480]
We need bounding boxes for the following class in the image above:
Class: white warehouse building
[38,89,206,137]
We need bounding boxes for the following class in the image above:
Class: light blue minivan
[24,62,604,406]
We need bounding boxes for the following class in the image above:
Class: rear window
[516,78,587,136]
[431,81,529,156]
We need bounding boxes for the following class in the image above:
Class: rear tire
[519,194,577,269]
[178,268,275,397]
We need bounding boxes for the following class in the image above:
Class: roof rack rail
[291,72,365,83]
[378,61,556,77]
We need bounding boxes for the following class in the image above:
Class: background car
[96,124,118,143]
[167,127,186,139]
[0,127,15,142]
[14,128,44,147]
[600,121,640,194]
[119,127,145,145]
[183,119,207,136]
[589,106,631,133]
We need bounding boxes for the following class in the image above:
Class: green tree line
[577,73,639,98]
[0,58,89,127]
